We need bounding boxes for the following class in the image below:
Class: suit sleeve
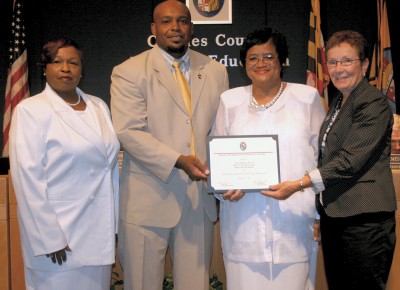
[110,64,180,183]
[9,104,67,256]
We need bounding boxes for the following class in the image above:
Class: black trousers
[320,211,396,290]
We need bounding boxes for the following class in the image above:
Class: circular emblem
[240,142,247,151]
[192,0,225,18]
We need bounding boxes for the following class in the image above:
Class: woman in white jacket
[9,37,120,290]
[213,28,325,290]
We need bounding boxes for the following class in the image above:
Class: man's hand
[175,155,210,181]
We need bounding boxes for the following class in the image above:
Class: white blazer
[9,84,120,271]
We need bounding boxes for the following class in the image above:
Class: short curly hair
[326,30,368,61]
[240,27,288,73]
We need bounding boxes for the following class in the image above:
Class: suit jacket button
[186,119,191,124]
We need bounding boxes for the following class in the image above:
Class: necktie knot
[172,61,181,71]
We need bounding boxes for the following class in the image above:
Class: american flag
[306,0,329,111]
[2,0,30,156]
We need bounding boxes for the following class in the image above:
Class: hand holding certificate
[206,135,280,193]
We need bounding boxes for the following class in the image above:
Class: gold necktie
[172,61,195,155]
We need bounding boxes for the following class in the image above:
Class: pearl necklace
[249,82,284,111]
[66,93,81,106]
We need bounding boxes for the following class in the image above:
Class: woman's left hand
[260,180,298,200]
[46,245,72,265]
[222,189,245,202]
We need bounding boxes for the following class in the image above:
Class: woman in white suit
[213,28,325,290]
[9,37,120,290]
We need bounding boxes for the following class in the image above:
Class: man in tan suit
[110,1,229,289]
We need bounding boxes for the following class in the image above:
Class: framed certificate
[206,135,280,193]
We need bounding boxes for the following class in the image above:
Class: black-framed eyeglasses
[326,58,360,68]
[246,54,278,66]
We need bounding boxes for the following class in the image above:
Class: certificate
[206,135,280,193]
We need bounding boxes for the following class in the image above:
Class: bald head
[153,0,191,22]
[151,0,193,58]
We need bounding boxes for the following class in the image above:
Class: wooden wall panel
[0,175,10,290]
[315,247,328,290]
[8,176,25,290]
[387,169,400,290]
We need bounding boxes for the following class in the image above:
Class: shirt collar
[157,45,190,68]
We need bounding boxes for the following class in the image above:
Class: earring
[43,73,46,76]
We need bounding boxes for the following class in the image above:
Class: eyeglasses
[326,58,360,68]
[246,54,278,66]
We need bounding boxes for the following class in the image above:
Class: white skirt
[224,257,316,290]
[24,265,112,290]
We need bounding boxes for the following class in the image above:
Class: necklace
[66,93,81,106]
[320,94,343,155]
[249,82,284,111]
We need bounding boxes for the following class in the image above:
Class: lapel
[151,47,188,115]
[319,97,338,139]
[319,94,345,145]
[319,80,367,147]
[189,50,206,113]
[44,84,108,159]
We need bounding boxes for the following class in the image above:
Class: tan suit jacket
[111,45,229,228]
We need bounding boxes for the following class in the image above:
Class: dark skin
[151,0,194,59]
[43,46,84,265]
[151,1,209,180]
[46,245,72,265]
[45,46,86,111]
[175,155,209,181]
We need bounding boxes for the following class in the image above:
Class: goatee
[167,46,186,54]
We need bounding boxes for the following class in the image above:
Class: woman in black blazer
[262,30,396,290]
